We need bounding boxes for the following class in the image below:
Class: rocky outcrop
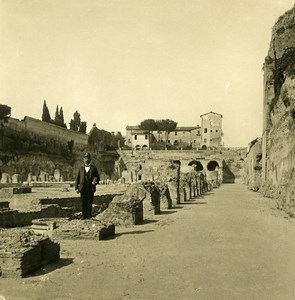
[262,5,295,214]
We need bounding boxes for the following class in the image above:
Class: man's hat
[83,152,91,158]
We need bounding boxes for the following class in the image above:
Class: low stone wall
[0,187,32,198]
[0,205,73,228]
[37,193,121,213]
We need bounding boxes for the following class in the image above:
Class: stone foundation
[52,219,115,240]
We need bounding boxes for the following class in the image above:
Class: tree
[0,104,11,121]
[156,119,177,145]
[69,110,81,131]
[139,119,158,132]
[79,121,87,133]
[59,107,65,124]
[54,105,59,121]
[42,100,51,122]
[115,131,125,148]
[53,105,66,128]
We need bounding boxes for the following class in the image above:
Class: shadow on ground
[159,210,177,215]
[116,230,154,238]
[30,258,74,277]
[182,201,208,205]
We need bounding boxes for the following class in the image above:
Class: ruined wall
[243,138,262,191]
[0,117,119,182]
[262,5,295,213]
[118,149,245,184]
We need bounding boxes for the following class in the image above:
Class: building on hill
[160,126,201,148]
[125,126,151,150]
[125,112,223,150]
[200,112,223,148]
[125,125,202,150]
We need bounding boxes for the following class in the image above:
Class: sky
[0,0,294,147]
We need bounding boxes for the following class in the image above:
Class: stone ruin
[97,159,212,225]
[0,229,60,278]
[244,5,295,216]
[97,184,145,225]
[0,157,214,278]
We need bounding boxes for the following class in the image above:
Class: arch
[142,145,149,150]
[135,145,141,150]
[188,160,204,171]
[207,160,219,171]
[201,145,207,150]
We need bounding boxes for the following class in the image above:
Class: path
[1,183,295,300]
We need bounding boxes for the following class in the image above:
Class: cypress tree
[42,100,51,122]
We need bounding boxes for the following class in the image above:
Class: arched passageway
[188,160,204,171]
[207,160,219,171]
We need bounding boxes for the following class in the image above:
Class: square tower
[200,112,223,148]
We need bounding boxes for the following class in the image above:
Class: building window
[210,139,213,141]
[210,130,213,132]
[216,130,218,132]
[145,135,148,140]
[204,128,207,133]
[194,140,196,144]
[128,139,131,143]
[134,135,137,140]
[204,138,207,143]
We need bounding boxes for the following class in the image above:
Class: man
[75,152,99,219]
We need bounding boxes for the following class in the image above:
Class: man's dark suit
[75,164,99,219]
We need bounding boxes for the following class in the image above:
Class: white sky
[0,0,294,146]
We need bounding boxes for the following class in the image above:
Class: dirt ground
[1,183,295,300]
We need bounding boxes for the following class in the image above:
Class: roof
[200,111,223,118]
[175,126,201,131]
[126,125,140,130]
[131,131,150,135]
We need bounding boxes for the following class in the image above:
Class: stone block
[31,219,57,238]
[11,174,21,184]
[98,223,115,240]
[0,230,60,278]
[0,201,10,211]
[98,194,143,225]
